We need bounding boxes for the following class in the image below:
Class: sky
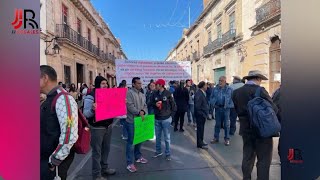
[91,0,203,61]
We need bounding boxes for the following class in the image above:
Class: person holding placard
[83,76,116,180]
[151,79,177,161]
[125,77,148,173]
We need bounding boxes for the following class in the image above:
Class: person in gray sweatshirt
[125,77,148,173]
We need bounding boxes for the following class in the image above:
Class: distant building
[41,0,127,88]
[166,0,281,93]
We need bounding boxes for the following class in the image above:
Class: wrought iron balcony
[203,37,223,56]
[192,51,200,61]
[56,24,114,62]
[212,38,222,51]
[222,29,236,44]
[203,42,214,56]
[256,0,281,24]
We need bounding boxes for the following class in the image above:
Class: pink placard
[95,88,127,121]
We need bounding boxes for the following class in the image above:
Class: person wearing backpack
[83,76,116,180]
[232,70,278,180]
[40,65,79,180]
[151,79,177,161]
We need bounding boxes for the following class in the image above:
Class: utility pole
[188,5,191,28]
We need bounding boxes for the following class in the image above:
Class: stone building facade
[241,0,281,94]
[40,0,127,88]
[166,0,243,85]
[166,0,281,94]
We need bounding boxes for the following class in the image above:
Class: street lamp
[45,37,60,55]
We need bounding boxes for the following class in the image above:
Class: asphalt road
[67,118,280,180]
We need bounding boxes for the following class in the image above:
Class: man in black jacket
[194,81,209,149]
[40,65,78,180]
[151,79,177,161]
[232,70,278,180]
[173,80,189,132]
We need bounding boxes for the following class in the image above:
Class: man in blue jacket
[210,76,234,146]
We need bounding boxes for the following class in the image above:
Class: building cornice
[70,0,99,26]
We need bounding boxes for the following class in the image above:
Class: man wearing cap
[229,76,245,135]
[209,76,234,146]
[232,70,278,180]
[151,79,177,161]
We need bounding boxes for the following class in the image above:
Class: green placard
[133,115,155,145]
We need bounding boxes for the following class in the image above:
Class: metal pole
[189,5,191,28]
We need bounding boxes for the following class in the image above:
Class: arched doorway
[269,36,281,94]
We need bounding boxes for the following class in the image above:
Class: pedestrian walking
[173,80,189,132]
[151,79,176,161]
[206,82,214,120]
[228,76,245,135]
[40,65,78,180]
[125,77,148,173]
[83,76,116,180]
[69,83,78,103]
[232,70,278,180]
[210,76,234,146]
[185,79,196,128]
[118,82,128,140]
[194,81,209,149]
[146,82,156,115]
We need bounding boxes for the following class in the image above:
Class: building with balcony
[166,0,281,94]
[41,0,127,88]
[241,0,281,94]
[166,0,244,84]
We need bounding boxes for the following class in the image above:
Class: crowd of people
[40,65,281,180]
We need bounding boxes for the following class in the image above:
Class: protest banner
[95,88,127,121]
[133,115,155,145]
[115,60,191,86]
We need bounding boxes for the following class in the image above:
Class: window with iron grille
[229,12,235,30]
[88,28,91,41]
[62,4,68,25]
[89,71,93,85]
[77,18,81,34]
[217,23,222,39]
[64,65,71,86]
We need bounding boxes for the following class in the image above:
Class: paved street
[67,118,280,180]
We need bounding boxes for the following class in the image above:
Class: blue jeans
[230,108,237,135]
[148,107,154,115]
[187,104,196,124]
[214,108,231,140]
[120,118,128,138]
[124,121,142,165]
[155,117,172,156]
